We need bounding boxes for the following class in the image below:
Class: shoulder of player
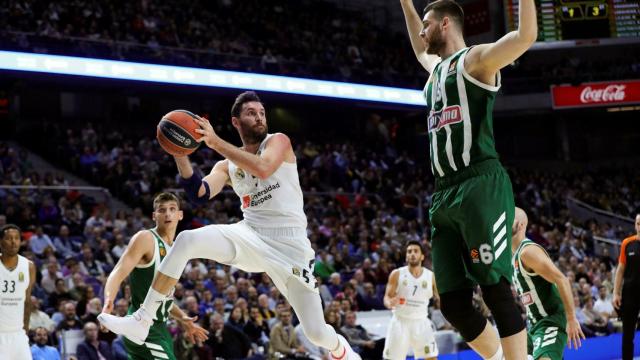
[265,133,291,148]
[129,230,156,252]
[213,159,230,172]
[519,243,550,269]
[463,44,492,73]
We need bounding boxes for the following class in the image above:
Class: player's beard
[425,25,445,56]
[407,259,421,267]
[241,123,268,145]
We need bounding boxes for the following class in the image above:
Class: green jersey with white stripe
[424,47,501,178]
[129,228,173,324]
[512,239,565,325]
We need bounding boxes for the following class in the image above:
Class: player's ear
[178,210,184,221]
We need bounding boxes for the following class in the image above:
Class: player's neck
[155,227,176,246]
[408,265,423,277]
[440,37,467,60]
[241,140,261,155]
[0,254,18,270]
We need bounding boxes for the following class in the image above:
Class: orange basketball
[156,110,201,156]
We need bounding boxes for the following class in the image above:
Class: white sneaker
[331,334,362,360]
[97,308,152,345]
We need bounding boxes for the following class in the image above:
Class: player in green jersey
[399,0,538,358]
[100,193,208,359]
[511,207,584,359]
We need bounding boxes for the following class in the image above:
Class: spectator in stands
[78,244,105,278]
[258,294,276,323]
[205,313,252,359]
[31,327,60,360]
[340,311,383,359]
[582,295,614,336]
[29,296,56,332]
[30,226,56,257]
[114,299,128,317]
[269,309,306,359]
[111,336,128,360]
[41,260,64,294]
[244,306,270,350]
[314,250,335,281]
[48,278,73,310]
[53,225,78,259]
[76,322,113,360]
[55,302,83,337]
[594,285,616,319]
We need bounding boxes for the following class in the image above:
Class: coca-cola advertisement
[551,80,640,109]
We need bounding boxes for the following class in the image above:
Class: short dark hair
[406,240,424,255]
[231,91,262,118]
[1,224,21,239]
[153,192,180,210]
[424,0,464,31]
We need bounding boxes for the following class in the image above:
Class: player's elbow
[518,29,537,45]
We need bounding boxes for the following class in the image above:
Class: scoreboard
[504,0,640,42]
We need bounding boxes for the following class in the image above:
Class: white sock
[140,287,166,321]
[485,345,504,360]
[330,336,346,359]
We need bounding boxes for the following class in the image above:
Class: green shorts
[430,159,515,294]
[123,323,176,360]
[528,315,568,360]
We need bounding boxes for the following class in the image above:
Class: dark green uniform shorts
[430,159,515,294]
[527,314,568,360]
[123,324,176,360]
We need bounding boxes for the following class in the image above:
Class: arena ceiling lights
[0,50,425,106]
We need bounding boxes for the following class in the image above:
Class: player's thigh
[0,332,30,360]
[531,324,566,360]
[410,319,438,359]
[383,317,410,360]
[454,168,515,286]
[430,190,474,294]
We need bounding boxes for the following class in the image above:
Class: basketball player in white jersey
[383,240,438,360]
[0,224,36,360]
[99,91,361,360]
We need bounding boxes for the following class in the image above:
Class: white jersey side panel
[0,255,30,332]
[393,266,433,319]
[228,133,307,229]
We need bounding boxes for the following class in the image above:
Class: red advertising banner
[551,80,640,109]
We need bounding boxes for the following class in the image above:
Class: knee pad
[480,278,525,337]
[440,289,487,341]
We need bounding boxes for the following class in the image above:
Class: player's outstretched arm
[383,269,400,309]
[23,260,36,332]
[399,0,440,73]
[175,156,230,205]
[467,0,537,75]
[521,246,586,349]
[102,231,153,314]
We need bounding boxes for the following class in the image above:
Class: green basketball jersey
[128,228,173,324]
[424,47,501,178]
[512,239,565,325]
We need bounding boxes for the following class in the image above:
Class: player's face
[420,11,446,56]
[234,101,268,145]
[152,201,183,230]
[406,244,424,266]
[635,214,640,233]
[0,229,21,257]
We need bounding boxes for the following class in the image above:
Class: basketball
[156,110,201,157]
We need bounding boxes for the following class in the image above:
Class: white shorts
[0,331,32,360]
[383,315,438,360]
[218,221,317,298]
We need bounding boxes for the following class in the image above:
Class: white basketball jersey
[0,255,30,332]
[393,266,433,319]
[228,134,307,229]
